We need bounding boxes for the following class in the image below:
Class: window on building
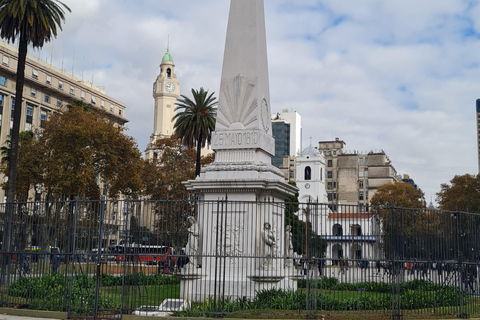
[70,86,75,94]
[289,159,294,167]
[333,224,343,236]
[328,192,337,201]
[91,96,96,104]
[40,109,48,128]
[101,100,105,108]
[0,76,5,86]
[44,94,50,103]
[81,91,85,99]
[32,69,38,79]
[2,56,8,65]
[58,81,63,89]
[31,88,36,98]
[289,170,294,179]
[167,68,171,78]
[359,171,364,177]
[359,181,364,189]
[364,168,368,177]
[327,171,333,179]
[119,109,122,115]
[327,159,332,167]
[25,105,33,131]
[110,105,114,112]
[327,182,333,189]
[304,166,311,180]
[359,191,364,201]
[0,95,3,133]
[57,99,62,107]
[46,75,51,84]
[10,99,14,136]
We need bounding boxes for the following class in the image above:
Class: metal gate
[0,199,478,319]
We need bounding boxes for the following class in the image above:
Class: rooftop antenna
[72,50,75,75]
[61,45,64,71]
[91,61,95,85]
[81,56,85,80]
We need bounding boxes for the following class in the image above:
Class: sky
[21,0,480,203]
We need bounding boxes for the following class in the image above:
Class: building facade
[0,41,127,200]
[279,109,302,157]
[145,48,180,160]
[318,138,399,211]
[0,41,128,247]
[271,116,290,167]
[477,99,480,173]
[295,144,327,204]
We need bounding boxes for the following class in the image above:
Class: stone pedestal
[180,0,298,301]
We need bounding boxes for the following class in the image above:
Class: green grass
[100,284,180,311]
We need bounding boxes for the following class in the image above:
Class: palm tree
[173,87,217,177]
[0,0,70,203]
[0,0,69,282]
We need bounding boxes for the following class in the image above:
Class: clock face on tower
[165,82,175,92]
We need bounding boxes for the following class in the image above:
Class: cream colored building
[477,99,480,173]
[318,138,399,211]
[0,41,127,200]
[0,41,129,247]
[145,48,180,160]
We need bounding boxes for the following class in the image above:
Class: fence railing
[0,198,478,319]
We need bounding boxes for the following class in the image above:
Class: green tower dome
[161,48,174,63]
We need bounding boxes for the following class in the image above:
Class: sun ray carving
[216,74,259,131]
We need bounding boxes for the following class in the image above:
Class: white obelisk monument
[181,0,298,301]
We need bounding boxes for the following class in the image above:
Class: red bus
[111,245,175,265]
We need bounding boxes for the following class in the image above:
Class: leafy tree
[370,182,425,209]
[142,136,198,200]
[39,102,143,200]
[371,182,432,260]
[0,0,70,203]
[436,174,480,261]
[436,174,480,213]
[173,87,217,177]
[0,131,42,201]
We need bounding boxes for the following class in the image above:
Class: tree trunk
[1,28,28,284]
[195,133,202,177]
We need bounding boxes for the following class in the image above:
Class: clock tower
[145,47,180,159]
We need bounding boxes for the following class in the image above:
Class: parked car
[132,299,191,317]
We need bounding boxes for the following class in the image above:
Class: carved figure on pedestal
[261,222,275,268]
[285,225,294,267]
[185,216,199,267]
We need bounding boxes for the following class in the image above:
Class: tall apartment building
[318,138,399,211]
[271,109,301,168]
[477,99,480,173]
[271,115,290,167]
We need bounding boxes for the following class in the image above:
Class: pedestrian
[339,258,345,275]
[436,262,443,280]
[51,253,60,274]
[22,256,30,275]
[375,260,381,275]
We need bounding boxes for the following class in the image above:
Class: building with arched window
[295,144,327,205]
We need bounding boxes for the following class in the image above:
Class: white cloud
[30,0,480,203]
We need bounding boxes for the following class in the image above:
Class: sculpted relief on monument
[216,74,270,134]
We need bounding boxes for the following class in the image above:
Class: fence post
[93,196,106,319]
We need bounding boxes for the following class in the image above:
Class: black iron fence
[0,198,478,319]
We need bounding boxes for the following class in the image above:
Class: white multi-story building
[278,108,302,157]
